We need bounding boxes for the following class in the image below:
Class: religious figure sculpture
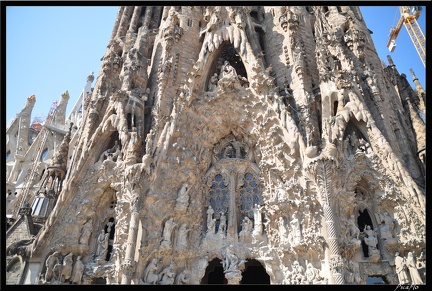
[71,256,85,284]
[79,219,92,245]
[161,218,176,248]
[61,253,74,283]
[44,251,60,282]
[305,262,323,284]
[239,216,253,243]
[218,212,227,235]
[159,263,175,285]
[96,230,109,260]
[143,258,159,284]
[175,269,190,285]
[395,251,410,285]
[176,223,189,249]
[406,252,423,284]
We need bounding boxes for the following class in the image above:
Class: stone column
[304,155,345,284]
[116,6,135,39]
[227,167,238,243]
[225,270,242,284]
[128,7,143,33]
[120,191,140,284]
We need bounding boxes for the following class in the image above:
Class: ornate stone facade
[6,6,425,285]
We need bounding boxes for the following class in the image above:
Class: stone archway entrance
[241,259,270,284]
[202,258,270,284]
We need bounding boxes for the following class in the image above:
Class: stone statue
[291,260,306,284]
[347,215,360,240]
[175,183,190,212]
[176,223,189,249]
[159,263,175,285]
[363,225,378,257]
[98,141,120,163]
[239,216,252,243]
[252,204,263,240]
[71,256,85,284]
[379,211,395,240]
[45,251,60,282]
[208,73,218,91]
[79,219,92,245]
[61,253,74,283]
[218,212,227,235]
[277,216,288,245]
[395,251,410,285]
[175,269,190,285]
[206,206,216,234]
[161,218,176,247]
[96,230,109,259]
[305,262,323,284]
[53,262,63,282]
[206,205,214,225]
[143,258,159,284]
[406,252,423,284]
[290,211,302,246]
[379,221,393,240]
[223,245,244,273]
[220,60,237,79]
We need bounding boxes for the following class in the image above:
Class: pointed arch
[198,41,248,94]
[204,134,263,238]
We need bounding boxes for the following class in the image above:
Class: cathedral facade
[5,6,426,285]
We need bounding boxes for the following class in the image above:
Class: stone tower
[6,6,425,285]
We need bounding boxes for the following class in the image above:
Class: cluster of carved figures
[19,5,425,285]
[38,185,426,285]
[141,259,190,285]
[394,252,424,285]
[41,252,84,284]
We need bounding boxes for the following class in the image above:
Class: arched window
[239,172,262,213]
[205,136,262,238]
[209,174,229,215]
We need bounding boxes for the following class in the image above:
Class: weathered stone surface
[6,6,425,285]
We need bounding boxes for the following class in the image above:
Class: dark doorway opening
[202,258,270,284]
[241,259,270,284]
[203,259,226,284]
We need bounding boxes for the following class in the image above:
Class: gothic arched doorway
[201,258,270,284]
[202,258,226,284]
[240,259,270,284]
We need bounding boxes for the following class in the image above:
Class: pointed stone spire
[51,122,73,171]
[51,91,70,126]
[387,55,395,67]
[410,68,426,108]
[21,94,36,116]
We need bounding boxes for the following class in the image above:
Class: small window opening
[333,101,338,116]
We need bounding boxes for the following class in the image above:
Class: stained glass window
[208,174,228,214]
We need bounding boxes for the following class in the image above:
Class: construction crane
[386,6,425,67]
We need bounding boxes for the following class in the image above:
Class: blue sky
[5,6,426,126]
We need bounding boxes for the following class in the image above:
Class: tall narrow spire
[410,68,426,108]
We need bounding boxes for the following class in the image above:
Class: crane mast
[386,6,425,67]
